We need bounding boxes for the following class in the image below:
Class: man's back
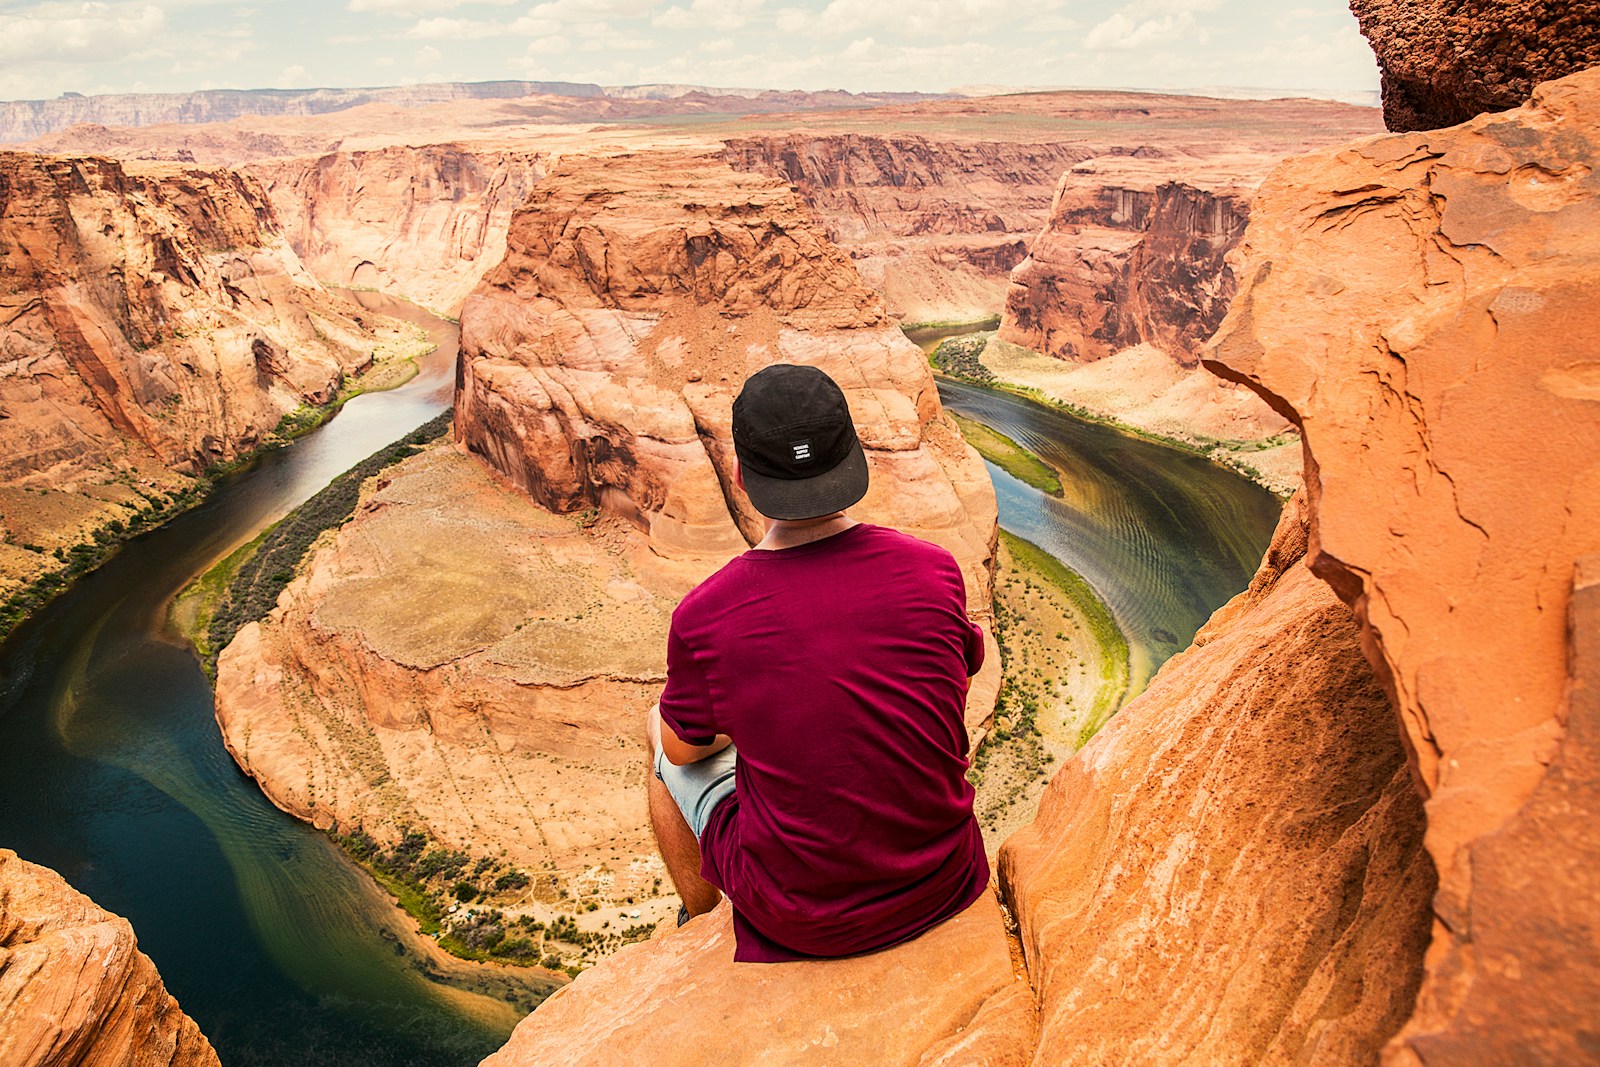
[659,522,988,962]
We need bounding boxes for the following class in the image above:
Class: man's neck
[753,512,857,551]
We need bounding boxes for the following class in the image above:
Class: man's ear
[734,460,745,492]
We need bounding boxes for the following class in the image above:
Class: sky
[0,0,1381,101]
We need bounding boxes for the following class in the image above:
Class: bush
[453,881,479,902]
[494,870,530,893]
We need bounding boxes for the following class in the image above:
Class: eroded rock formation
[1349,0,1600,131]
[0,850,219,1067]
[0,151,397,595]
[246,145,547,313]
[1207,66,1600,1063]
[999,158,1259,367]
[997,494,1433,1063]
[214,151,998,919]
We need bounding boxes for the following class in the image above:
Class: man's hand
[650,704,733,766]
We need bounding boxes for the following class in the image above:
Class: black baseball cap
[732,364,869,520]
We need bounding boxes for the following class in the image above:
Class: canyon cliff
[245,145,547,314]
[213,152,998,929]
[0,850,219,1067]
[1349,0,1600,131]
[477,66,1600,1067]
[1207,67,1600,1062]
[0,151,400,601]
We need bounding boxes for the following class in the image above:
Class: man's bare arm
[650,704,733,766]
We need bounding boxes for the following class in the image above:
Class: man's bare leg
[646,706,721,917]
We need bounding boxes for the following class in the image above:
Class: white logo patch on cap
[791,440,812,462]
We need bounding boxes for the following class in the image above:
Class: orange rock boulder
[1207,67,1600,1063]
[0,850,219,1067]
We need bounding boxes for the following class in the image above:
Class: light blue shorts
[653,742,737,838]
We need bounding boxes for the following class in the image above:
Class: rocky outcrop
[0,849,219,1067]
[454,151,998,624]
[246,145,547,313]
[996,494,1433,1063]
[1349,0,1600,131]
[483,893,1033,1067]
[1206,67,1600,1063]
[0,151,400,594]
[215,151,998,925]
[999,158,1259,367]
[478,501,1434,1065]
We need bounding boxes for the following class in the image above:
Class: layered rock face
[997,495,1433,1063]
[454,151,998,620]
[724,134,1086,323]
[999,158,1257,367]
[0,849,219,1067]
[0,151,391,592]
[246,145,547,313]
[215,152,997,913]
[1207,67,1600,1063]
[1349,0,1600,131]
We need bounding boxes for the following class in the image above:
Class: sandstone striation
[246,145,548,313]
[996,495,1433,1063]
[0,849,219,1067]
[0,151,399,594]
[1206,67,1600,1063]
[482,893,1033,1067]
[1349,0,1600,132]
[999,157,1266,368]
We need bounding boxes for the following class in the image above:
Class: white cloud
[278,63,311,86]
[0,2,166,63]
[405,16,501,39]
[524,34,571,56]
[348,0,514,14]
[1084,11,1197,50]
[653,0,760,31]
[415,44,442,64]
[806,0,1032,38]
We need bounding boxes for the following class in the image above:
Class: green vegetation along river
[937,377,1281,697]
[0,292,552,1067]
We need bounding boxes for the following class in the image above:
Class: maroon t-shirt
[658,522,989,963]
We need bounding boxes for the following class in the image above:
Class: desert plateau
[1,1,1596,1065]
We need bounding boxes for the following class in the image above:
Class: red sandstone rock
[0,850,219,1067]
[1349,0,1600,131]
[995,496,1433,1063]
[999,158,1265,368]
[246,145,548,314]
[0,151,384,486]
[480,893,1033,1067]
[1206,67,1600,1063]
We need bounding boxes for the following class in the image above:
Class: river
[0,312,1278,1066]
[0,293,548,1067]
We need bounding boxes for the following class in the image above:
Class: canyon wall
[214,151,998,927]
[1206,67,1600,1063]
[723,134,1087,323]
[0,849,219,1067]
[245,145,548,314]
[998,158,1258,368]
[1349,0,1600,131]
[0,151,395,596]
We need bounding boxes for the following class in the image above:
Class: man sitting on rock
[647,363,989,962]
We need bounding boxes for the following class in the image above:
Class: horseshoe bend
[1,16,1597,1067]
